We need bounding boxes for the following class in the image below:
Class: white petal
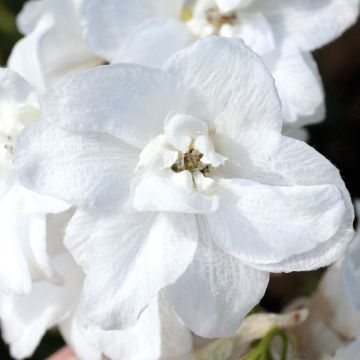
[132,170,219,214]
[233,13,276,55]
[0,67,34,105]
[208,178,347,266]
[0,251,83,359]
[113,18,193,68]
[41,64,191,148]
[0,68,38,138]
[194,135,227,167]
[166,216,269,338]
[63,209,99,271]
[265,0,359,51]
[79,0,185,60]
[216,131,354,271]
[216,0,255,12]
[331,338,360,359]
[319,261,360,339]
[269,42,325,126]
[193,171,217,195]
[0,185,31,294]
[164,111,208,152]
[83,211,197,330]
[59,309,102,360]
[164,36,282,137]
[10,0,100,91]
[136,134,178,172]
[16,0,49,34]
[65,296,192,360]
[0,180,68,294]
[15,120,137,210]
[8,15,51,92]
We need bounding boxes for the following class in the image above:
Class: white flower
[8,0,102,92]
[0,68,69,294]
[290,201,360,359]
[15,37,354,338]
[0,210,191,360]
[77,0,359,127]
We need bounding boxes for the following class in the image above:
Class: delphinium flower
[0,68,69,295]
[0,208,192,360]
[10,0,359,130]
[14,37,355,343]
[288,201,360,359]
[7,0,102,92]
[77,0,359,129]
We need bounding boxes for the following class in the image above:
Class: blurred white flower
[15,37,354,338]
[7,0,102,92]
[0,210,192,360]
[288,201,360,359]
[11,0,359,127]
[77,0,359,127]
[0,68,69,295]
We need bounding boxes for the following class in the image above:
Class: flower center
[205,7,237,34]
[183,1,239,37]
[171,140,212,176]
[136,112,227,195]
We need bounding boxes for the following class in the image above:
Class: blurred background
[0,0,359,358]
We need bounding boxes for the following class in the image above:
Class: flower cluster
[0,1,359,359]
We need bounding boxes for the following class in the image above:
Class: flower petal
[132,170,219,214]
[0,185,31,295]
[0,252,83,359]
[232,13,276,55]
[63,209,99,272]
[83,211,197,330]
[208,178,347,267]
[113,18,193,68]
[216,0,255,12]
[166,216,269,338]
[215,131,354,271]
[15,120,137,210]
[79,0,185,60]
[164,111,208,152]
[164,36,282,137]
[270,42,325,126]
[265,0,359,51]
[9,0,100,91]
[41,64,191,148]
[63,296,192,360]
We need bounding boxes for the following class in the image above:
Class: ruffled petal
[15,120,138,210]
[166,216,269,338]
[164,36,282,137]
[40,64,191,148]
[83,211,197,330]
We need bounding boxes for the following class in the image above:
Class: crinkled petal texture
[83,211,197,330]
[60,296,192,360]
[0,250,83,360]
[8,0,100,91]
[39,64,192,148]
[165,216,269,338]
[79,0,185,61]
[0,182,69,295]
[14,120,138,210]
[264,0,359,51]
[164,36,283,137]
[215,131,354,271]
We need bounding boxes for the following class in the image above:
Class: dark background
[1,0,359,358]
